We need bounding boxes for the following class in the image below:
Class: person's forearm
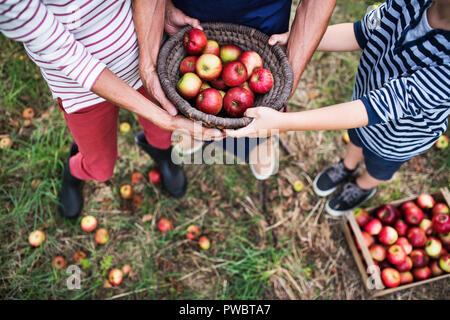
[317,23,361,51]
[132,0,166,70]
[277,100,368,132]
[92,68,173,130]
[287,0,336,89]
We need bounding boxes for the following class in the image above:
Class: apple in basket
[223,87,254,118]
[219,44,242,64]
[177,72,202,99]
[249,68,273,94]
[196,54,222,81]
[183,28,207,55]
[239,51,263,79]
[180,56,198,75]
[203,40,220,56]
[222,61,247,87]
[196,88,223,115]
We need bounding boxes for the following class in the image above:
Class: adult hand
[165,0,202,35]
[225,107,283,138]
[268,32,289,46]
[170,115,225,141]
[139,63,178,116]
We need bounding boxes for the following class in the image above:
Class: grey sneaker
[313,160,358,197]
[325,182,376,216]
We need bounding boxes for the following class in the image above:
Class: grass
[0,0,449,300]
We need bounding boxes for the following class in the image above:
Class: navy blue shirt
[172,0,292,35]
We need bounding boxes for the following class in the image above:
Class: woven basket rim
[157,22,293,129]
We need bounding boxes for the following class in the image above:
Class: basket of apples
[157,23,293,129]
[342,187,450,297]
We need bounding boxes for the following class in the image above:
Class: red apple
[387,244,407,265]
[394,219,408,236]
[376,204,401,225]
[249,68,274,94]
[222,61,247,87]
[432,203,449,216]
[432,213,450,234]
[80,215,98,232]
[240,81,254,95]
[157,217,173,233]
[239,51,263,79]
[378,226,398,245]
[410,249,430,268]
[416,194,435,210]
[52,256,67,270]
[122,265,132,276]
[356,231,375,251]
[401,201,419,212]
[219,44,242,64]
[177,72,202,99]
[120,184,134,200]
[22,107,35,119]
[95,228,109,245]
[381,268,401,288]
[425,237,442,258]
[196,88,223,115]
[364,218,383,235]
[200,82,211,92]
[439,254,450,272]
[183,28,207,55]
[353,208,371,227]
[196,54,222,81]
[199,236,211,250]
[370,244,387,262]
[434,135,448,149]
[407,227,427,247]
[131,172,144,184]
[419,218,433,235]
[439,247,448,257]
[148,169,162,184]
[28,230,46,247]
[404,206,424,225]
[210,77,227,90]
[413,266,431,280]
[430,260,444,276]
[0,136,12,149]
[439,232,450,247]
[223,87,254,118]
[218,90,226,98]
[73,251,86,263]
[108,268,124,286]
[399,271,414,284]
[395,237,413,255]
[396,256,413,272]
[186,224,200,240]
[179,56,198,75]
[203,40,219,56]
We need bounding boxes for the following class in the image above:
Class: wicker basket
[157,23,293,129]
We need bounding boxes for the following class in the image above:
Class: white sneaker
[172,134,204,156]
[249,135,279,180]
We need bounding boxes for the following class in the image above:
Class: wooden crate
[342,187,450,298]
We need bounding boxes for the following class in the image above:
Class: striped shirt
[0,0,142,113]
[352,0,450,161]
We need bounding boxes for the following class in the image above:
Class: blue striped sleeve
[361,65,450,126]
[354,2,389,50]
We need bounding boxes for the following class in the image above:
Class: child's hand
[268,32,290,46]
[225,107,284,138]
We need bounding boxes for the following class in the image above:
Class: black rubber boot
[135,131,187,198]
[59,143,84,219]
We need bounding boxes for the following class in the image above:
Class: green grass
[1,0,449,300]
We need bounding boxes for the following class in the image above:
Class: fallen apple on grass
[80,215,98,232]
[73,251,87,263]
[52,256,67,270]
[0,136,12,149]
[131,172,144,184]
[186,224,200,240]
[183,28,207,55]
[122,265,132,276]
[108,268,124,286]
[95,228,109,245]
[22,107,35,119]
[120,184,134,200]
[148,168,162,184]
[119,122,131,133]
[342,132,350,144]
[434,135,448,149]
[199,236,211,250]
[158,217,173,233]
[28,230,46,247]
[292,180,304,193]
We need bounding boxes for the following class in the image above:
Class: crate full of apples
[177,28,273,118]
[342,188,450,297]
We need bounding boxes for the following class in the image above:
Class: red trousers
[59,86,172,182]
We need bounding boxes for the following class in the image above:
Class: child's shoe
[313,160,358,197]
[325,182,376,216]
